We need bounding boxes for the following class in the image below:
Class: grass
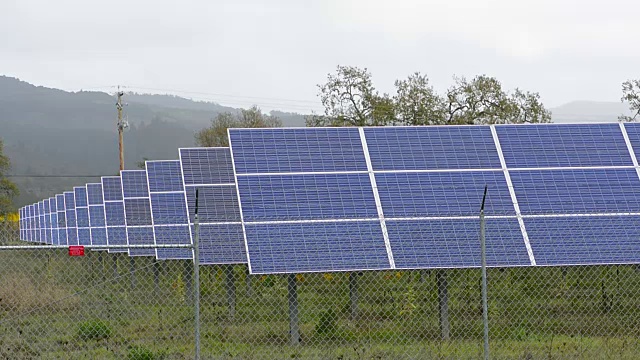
[0,249,639,359]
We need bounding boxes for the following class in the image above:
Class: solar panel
[74,186,91,245]
[64,191,78,245]
[496,123,632,168]
[146,160,192,260]
[39,201,46,244]
[364,126,502,170]
[180,148,246,264]
[121,170,155,256]
[56,194,68,246]
[525,216,640,266]
[44,199,52,245]
[511,168,640,215]
[87,183,107,246]
[387,218,531,269]
[228,128,389,274]
[49,197,59,245]
[102,176,127,253]
[375,171,514,217]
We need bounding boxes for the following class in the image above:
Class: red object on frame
[69,246,85,257]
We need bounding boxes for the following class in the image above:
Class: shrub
[76,319,112,341]
[127,345,159,360]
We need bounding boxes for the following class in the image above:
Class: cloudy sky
[1,0,637,112]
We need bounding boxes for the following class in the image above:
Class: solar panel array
[228,123,640,274]
[16,123,640,275]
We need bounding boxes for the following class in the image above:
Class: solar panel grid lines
[56,194,68,246]
[87,183,107,247]
[363,125,502,171]
[49,197,59,245]
[121,170,155,257]
[74,186,91,246]
[228,128,390,274]
[179,147,246,264]
[64,191,78,245]
[495,123,634,168]
[102,176,127,253]
[490,125,536,265]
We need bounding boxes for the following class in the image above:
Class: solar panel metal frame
[229,123,640,274]
[121,170,156,257]
[146,159,193,261]
[56,194,68,246]
[102,176,128,253]
[74,186,91,246]
[87,183,107,248]
[179,147,246,265]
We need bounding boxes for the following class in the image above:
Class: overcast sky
[1,0,638,113]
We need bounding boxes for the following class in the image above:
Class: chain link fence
[2,220,640,359]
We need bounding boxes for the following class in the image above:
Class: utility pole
[114,87,128,278]
[116,87,126,171]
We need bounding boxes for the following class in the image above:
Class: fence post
[480,184,489,360]
[288,273,300,346]
[225,264,236,320]
[194,188,201,360]
[436,269,450,341]
[349,272,359,321]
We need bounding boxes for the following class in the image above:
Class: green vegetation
[620,78,640,122]
[306,65,552,127]
[194,105,282,147]
[77,319,112,341]
[0,138,18,215]
[0,249,639,359]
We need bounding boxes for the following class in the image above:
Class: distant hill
[0,76,306,206]
[550,101,631,123]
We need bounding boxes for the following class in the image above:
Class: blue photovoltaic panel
[74,187,88,207]
[105,202,126,226]
[76,207,90,227]
[127,227,154,256]
[245,221,390,274]
[622,123,640,158]
[147,161,184,192]
[49,197,58,245]
[89,206,106,227]
[197,223,247,264]
[56,194,67,246]
[124,198,152,226]
[39,201,46,244]
[375,171,514,217]
[228,128,368,174]
[107,227,127,250]
[121,170,154,256]
[150,193,188,225]
[496,123,632,168]
[121,170,149,198]
[526,216,640,265]
[102,177,127,253]
[364,126,502,171]
[147,159,192,260]
[178,148,247,263]
[78,228,90,245]
[511,168,640,215]
[184,187,240,223]
[386,218,530,269]
[155,226,192,260]
[180,148,235,185]
[237,173,378,222]
[64,191,78,245]
[87,183,104,205]
[103,177,123,201]
[87,183,106,246]
[44,199,52,245]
